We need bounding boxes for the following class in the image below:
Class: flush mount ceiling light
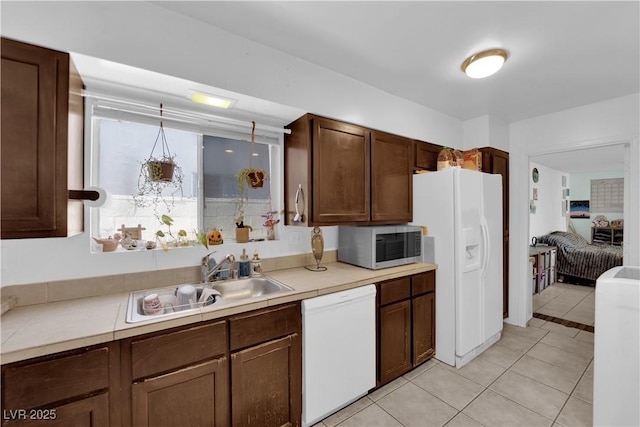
[189,91,236,109]
[461,48,509,79]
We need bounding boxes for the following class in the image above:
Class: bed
[537,231,623,283]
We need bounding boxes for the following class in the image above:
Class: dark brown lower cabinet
[412,292,435,365]
[377,271,436,386]
[231,334,300,427]
[131,358,229,427]
[2,394,109,427]
[1,344,115,427]
[1,301,300,427]
[229,303,302,427]
[379,300,412,385]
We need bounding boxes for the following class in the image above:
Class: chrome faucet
[201,252,235,283]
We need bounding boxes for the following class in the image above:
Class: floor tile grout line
[442,327,552,425]
[551,359,594,426]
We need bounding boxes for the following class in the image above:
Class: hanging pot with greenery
[132,103,184,216]
[233,122,268,242]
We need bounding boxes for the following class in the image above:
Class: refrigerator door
[411,169,456,366]
[455,169,503,361]
[480,172,504,342]
[454,169,484,357]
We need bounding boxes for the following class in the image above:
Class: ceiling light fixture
[190,91,236,109]
[461,48,509,79]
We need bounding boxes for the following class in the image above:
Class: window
[591,178,624,213]
[91,101,278,248]
[96,118,199,241]
[203,136,272,235]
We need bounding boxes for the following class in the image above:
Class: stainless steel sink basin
[125,276,293,323]
[211,277,293,300]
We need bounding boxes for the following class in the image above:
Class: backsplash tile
[3,251,337,308]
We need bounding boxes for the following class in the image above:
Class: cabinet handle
[294,184,304,223]
[68,187,106,207]
[68,190,100,201]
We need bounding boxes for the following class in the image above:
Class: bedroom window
[591,178,624,213]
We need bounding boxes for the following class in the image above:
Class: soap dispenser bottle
[238,248,251,278]
[251,250,262,276]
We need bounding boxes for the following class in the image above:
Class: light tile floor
[534,282,595,326]
[313,284,595,427]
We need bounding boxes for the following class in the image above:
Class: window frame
[86,96,283,247]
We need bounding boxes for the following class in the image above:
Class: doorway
[527,143,627,329]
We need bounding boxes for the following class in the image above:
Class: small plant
[261,210,280,228]
[235,168,268,226]
[154,214,189,250]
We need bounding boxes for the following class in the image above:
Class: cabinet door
[132,357,229,427]
[379,300,412,385]
[0,38,83,239]
[412,293,435,365]
[312,117,370,224]
[371,131,413,223]
[231,334,301,427]
[4,394,109,427]
[414,140,442,171]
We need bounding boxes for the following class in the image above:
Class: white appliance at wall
[301,285,376,426]
[412,168,503,368]
[593,266,640,427]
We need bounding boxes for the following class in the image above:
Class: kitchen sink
[210,277,292,300]
[125,276,293,323]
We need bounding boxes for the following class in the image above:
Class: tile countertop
[1,261,436,365]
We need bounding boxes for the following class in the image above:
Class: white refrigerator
[412,168,503,368]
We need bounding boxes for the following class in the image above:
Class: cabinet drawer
[229,303,300,351]
[412,271,435,296]
[379,277,411,306]
[131,320,227,380]
[2,345,110,410]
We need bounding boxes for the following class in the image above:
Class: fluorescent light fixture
[225,149,234,153]
[190,91,236,109]
[251,153,259,157]
[461,48,509,79]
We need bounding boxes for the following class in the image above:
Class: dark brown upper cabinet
[479,147,510,318]
[1,38,84,239]
[413,140,443,172]
[284,114,413,226]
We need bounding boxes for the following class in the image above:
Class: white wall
[0,2,463,287]
[528,162,568,241]
[462,115,510,152]
[569,171,625,241]
[509,93,640,327]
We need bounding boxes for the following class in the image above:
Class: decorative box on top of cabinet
[284,114,413,226]
[1,38,84,239]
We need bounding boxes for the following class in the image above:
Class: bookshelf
[591,226,623,246]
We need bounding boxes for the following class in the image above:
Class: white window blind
[591,178,624,212]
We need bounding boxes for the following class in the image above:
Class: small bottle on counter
[251,250,262,276]
[238,248,251,278]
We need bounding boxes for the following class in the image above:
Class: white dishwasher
[301,284,376,427]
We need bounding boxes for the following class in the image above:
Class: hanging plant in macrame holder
[133,103,184,215]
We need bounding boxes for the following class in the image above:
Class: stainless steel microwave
[338,225,422,270]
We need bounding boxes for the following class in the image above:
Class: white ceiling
[73,1,638,173]
[530,144,628,174]
[151,1,640,123]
